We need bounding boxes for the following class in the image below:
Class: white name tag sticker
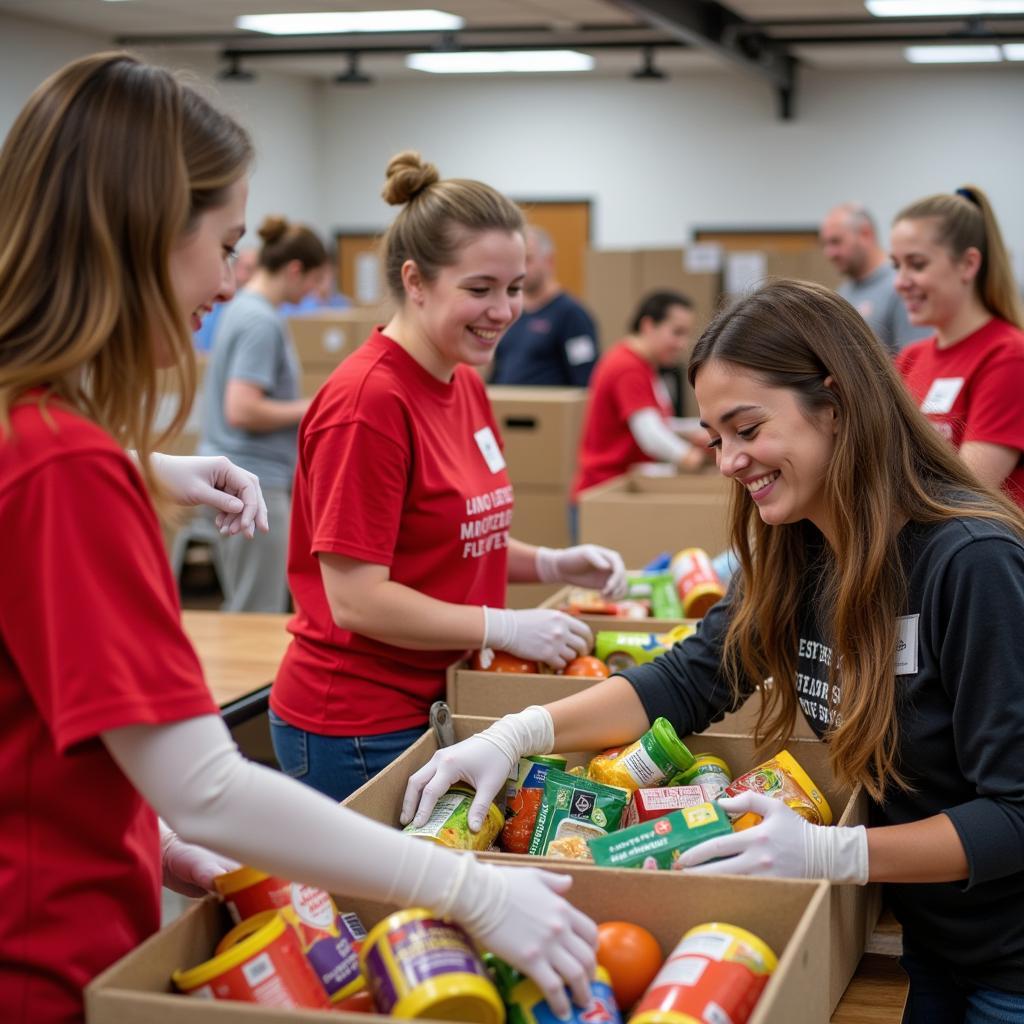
[565,335,596,366]
[921,377,964,414]
[474,426,506,473]
[895,614,919,675]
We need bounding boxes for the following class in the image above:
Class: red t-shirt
[0,398,217,1024]
[272,330,512,736]
[572,341,674,499]
[896,317,1024,507]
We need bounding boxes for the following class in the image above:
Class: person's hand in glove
[536,545,628,600]
[401,706,554,832]
[674,792,869,883]
[150,452,268,538]
[481,607,592,671]
[160,819,241,898]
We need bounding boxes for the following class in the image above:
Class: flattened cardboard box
[87,859,829,1024]
[344,716,879,1014]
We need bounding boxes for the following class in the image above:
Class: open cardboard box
[539,583,697,634]
[87,863,829,1024]
[343,716,878,1013]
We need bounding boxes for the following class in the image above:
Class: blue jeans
[268,710,426,802]
[901,945,1024,1024]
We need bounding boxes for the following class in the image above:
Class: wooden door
[514,200,591,298]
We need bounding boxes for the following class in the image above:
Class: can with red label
[669,549,725,619]
[629,923,777,1024]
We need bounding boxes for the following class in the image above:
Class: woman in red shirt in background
[0,58,597,1023]
[572,291,707,509]
[892,185,1024,507]
[270,151,626,802]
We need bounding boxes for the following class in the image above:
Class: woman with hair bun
[199,213,327,611]
[270,151,627,800]
[892,185,1024,507]
[1,62,599,1022]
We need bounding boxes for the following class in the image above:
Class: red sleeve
[0,452,216,752]
[611,361,662,421]
[962,355,1024,451]
[304,419,410,565]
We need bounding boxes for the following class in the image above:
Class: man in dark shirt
[491,225,598,386]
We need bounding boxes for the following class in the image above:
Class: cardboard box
[86,867,830,1024]
[343,716,878,1013]
[504,582,563,610]
[578,474,733,567]
[511,487,572,549]
[540,583,695,634]
[487,386,586,489]
[286,309,386,372]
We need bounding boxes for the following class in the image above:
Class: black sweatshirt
[621,516,1024,991]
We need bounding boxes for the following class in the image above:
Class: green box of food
[587,800,733,869]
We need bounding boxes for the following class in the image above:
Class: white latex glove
[150,453,269,538]
[675,793,869,884]
[536,545,628,600]
[483,607,592,671]
[459,862,598,1019]
[159,819,240,898]
[401,706,554,832]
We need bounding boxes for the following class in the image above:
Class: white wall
[318,68,1024,251]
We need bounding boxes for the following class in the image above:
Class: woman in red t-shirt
[892,185,1024,507]
[270,152,627,801]
[572,290,708,505]
[0,57,596,1024]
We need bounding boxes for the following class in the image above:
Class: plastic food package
[528,768,629,860]
[725,749,832,830]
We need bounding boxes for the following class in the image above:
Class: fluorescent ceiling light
[1003,43,1024,56]
[905,43,1003,60]
[868,1,1024,14]
[407,50,594,73]
[237,10,464,35]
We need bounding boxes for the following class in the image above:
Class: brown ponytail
[256,215,327,274]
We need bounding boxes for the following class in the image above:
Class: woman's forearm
[506,537,542,583]
[546,675,652,752]
[866,813,969,883]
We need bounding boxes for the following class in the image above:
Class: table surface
[181,610,291,707]
[180,608,909,1020]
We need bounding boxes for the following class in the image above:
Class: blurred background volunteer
[199,215,327,612]
[891,185,1024,508]
[819,201,929,355]
[269,151,627,802]
[278,256,352,318]
[571,290,708,535]
[489,225,600,387]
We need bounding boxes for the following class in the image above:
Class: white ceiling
[2,0,1022,79]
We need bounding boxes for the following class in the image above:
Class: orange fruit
[333,989,376,1014]
[470,650,540,674]
[596,920,663,1011]
[564,655,610,679]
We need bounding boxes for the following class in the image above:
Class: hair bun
[381,151,440,206]
[258,214,289,245]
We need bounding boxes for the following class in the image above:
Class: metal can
[360,909,505,1023]
[670,548,725,619]
[504,965,622,1024]
[630,922,777,1024]
[670,754,733,801]
[403,785,504,850]
[172,909,330,1008]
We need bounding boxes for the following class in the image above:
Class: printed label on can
[242,951,276,986]
[290,884,335,929]
[339,911,367,942]
[652,954,708,986]
[391,920,485,986]
[704,1002,732,1024]
[621,741,664,787]
[681,932,733,961]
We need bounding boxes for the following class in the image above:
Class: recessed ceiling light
[237,10,464,35]
[868,1,1024,14]
[905,43,1003,60]
[406,50,594,73]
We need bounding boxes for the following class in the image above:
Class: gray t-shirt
[198,290,301,488]
[837,263,931,355]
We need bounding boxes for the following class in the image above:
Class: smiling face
[696,359,838,540]
[890,216,980,331]
[405,228,526,374]
[169,176,248,333]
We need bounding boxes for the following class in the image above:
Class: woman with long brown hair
[0,54,595,1023]
[406,279,1024,1023]
[892,185,1024,507]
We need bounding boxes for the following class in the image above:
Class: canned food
[212,866,366,1002]
[502,963,623,1024]
[360,909,505,1023]
[403,785,504,850]
[670,549,725,619]
[594,625,696,673]
[630,922,777,1024]
[725,749,832,830]
[172,909,330,1008]
[670,754,733,801]
[586,718,695,793]
[502,756,567,855]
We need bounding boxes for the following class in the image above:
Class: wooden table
[181,610,291,726]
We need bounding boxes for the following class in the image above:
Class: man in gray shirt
[820,202,931,355]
